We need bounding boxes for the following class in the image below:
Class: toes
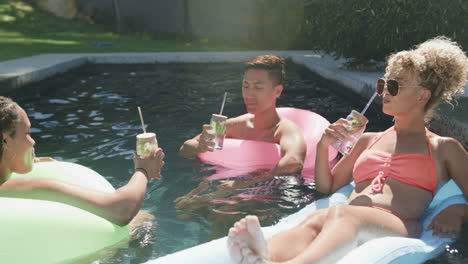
[229,227,238,237]
[232,217,249,235]
[234,222,242,230]
[246,215,258,222]
[238,218,247,228]
[245,216,267,258]
[245,215,260,227]
[246,216,261,234]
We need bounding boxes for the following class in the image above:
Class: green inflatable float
[0,161,130,264]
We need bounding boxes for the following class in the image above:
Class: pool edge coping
[0,51,390,97]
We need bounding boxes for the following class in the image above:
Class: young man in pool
[179,54,306,178]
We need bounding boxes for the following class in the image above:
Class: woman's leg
[267,209,328,262]
[286,205,412,264]
[228,205,414,264]
[227,209,329,263]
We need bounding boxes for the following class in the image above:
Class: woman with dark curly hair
[0,96,165,226]
[227,36,468,264]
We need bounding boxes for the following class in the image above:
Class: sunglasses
[376,78,420,96]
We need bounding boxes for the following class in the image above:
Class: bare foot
[227,215,268,264]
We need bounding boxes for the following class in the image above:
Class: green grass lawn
[0,1,250,62]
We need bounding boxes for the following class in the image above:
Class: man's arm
[271,120,306,175]
[179,117,243,159]
[179,125,215,159]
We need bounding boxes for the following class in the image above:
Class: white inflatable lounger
[146,180,466,264]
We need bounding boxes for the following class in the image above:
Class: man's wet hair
[245,55,285,85]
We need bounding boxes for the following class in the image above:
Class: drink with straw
[208,114,227,150]
[136,132,158,157]
[136,107,158,158]
[331,91,376,155]
[207,92,228,150]
[331,110,368,155]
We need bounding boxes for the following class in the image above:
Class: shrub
[296,0,468,65]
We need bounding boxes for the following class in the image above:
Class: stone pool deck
[0,51,466,147]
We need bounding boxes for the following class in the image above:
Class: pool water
[7,62,465,263]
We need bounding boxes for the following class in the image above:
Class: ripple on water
[112,122,142,131]
[29,112,54,120]
[31,128,41,133]
[88,110,101,117]
[89,122,103,126]
[39,120,60,128]
[49,99,70,104]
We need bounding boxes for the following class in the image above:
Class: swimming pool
[7,62,465,263]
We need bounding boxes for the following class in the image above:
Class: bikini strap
[366,126,394,150]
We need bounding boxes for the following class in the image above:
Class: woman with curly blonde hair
[227,36,468,264]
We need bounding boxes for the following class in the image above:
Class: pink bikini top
[353,126,438,195]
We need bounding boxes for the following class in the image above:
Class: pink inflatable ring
[198,107,338,181]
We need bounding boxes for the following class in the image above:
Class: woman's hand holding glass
[133,148,165,180]
[320,118,354,146]
[323,111,368,155]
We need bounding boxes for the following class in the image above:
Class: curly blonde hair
[386,36,468,113]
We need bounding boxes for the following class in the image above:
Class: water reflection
[174,165,324,239]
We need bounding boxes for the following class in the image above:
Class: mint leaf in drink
[216,124,226,136]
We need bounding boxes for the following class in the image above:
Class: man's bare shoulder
[226,114,251,137]
[226,114,251,126]
[276,118,303,138]
[278,117,300,130]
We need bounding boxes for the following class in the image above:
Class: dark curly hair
[0,96,21,160]
[245,54,286,85]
